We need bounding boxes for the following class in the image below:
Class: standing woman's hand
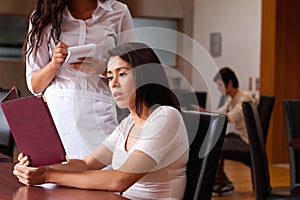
[50,41,68,69]
[31,41,69,94]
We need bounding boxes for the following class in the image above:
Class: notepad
[0,87,68,167]
[65,43,97,63]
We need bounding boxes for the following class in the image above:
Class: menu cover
[0,87,67,167]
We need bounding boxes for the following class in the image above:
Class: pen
[55,39,60,45]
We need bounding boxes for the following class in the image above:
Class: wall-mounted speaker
[210,32,222,56]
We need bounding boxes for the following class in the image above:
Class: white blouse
[25,0,135,158]
[100,106,189,199]
[26,0,135,94]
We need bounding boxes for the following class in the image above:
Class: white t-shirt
[101,106,189,200]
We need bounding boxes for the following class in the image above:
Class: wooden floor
[212,160,291,200]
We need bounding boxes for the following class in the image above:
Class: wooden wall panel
[260,0,277,162]
[261,0,300,163]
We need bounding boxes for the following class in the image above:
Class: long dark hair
[23,0,107,59]
[23,0,67,59]
[108,42,181,116]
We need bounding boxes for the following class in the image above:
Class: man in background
[199,67,255,195]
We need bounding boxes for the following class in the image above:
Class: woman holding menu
[15,42,189,200]
[24,0,135,158]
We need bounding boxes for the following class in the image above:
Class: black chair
[258,96,276,144]
[243,101,299,200]
[283,99,300,196]
[173,89,207,110]
[219,95,275,192]
[0,87,17,161]
[182,110,227,200]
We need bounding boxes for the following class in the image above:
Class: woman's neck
[67,0,97,20]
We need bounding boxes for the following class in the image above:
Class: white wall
[192,0,262,109]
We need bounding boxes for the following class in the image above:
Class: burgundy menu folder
[0,87,67,167]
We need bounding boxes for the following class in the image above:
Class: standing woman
[24,0,135,158]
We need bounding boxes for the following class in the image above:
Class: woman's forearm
[46,168,145,192]
[49,159,89,171]
[50,154,108,171]
[31,61,59,94]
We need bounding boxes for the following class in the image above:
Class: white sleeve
[90,118,129,166]
[90,127,120,166]
[117,4,135,45]
[25,21,52,95]
[134,107,183,163]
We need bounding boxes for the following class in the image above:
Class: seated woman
[13,42,189,200]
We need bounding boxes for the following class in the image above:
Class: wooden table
[0,152,11,162]
[289,138,300,150]
[0,162,128,200]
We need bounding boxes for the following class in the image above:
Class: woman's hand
[13,153,47,186]
[31,41,69,94]
[50,41,68,70]
[16,153,30,167]
[69,57,106,75]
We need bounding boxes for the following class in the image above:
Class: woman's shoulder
[109,0,130,10]
[152,105,180,113]
[150,106,182,122]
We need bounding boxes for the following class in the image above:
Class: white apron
[44,66,117,159]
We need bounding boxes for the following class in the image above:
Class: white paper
[65,43,97,63]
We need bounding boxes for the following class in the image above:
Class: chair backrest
[257,95,275,144]
[182,110,226,200]
[0,88,15,157]
[173,89,207,110]
[283,99,300,188]
[242,101,272,200]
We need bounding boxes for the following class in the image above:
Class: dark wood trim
[261,0,300,163]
